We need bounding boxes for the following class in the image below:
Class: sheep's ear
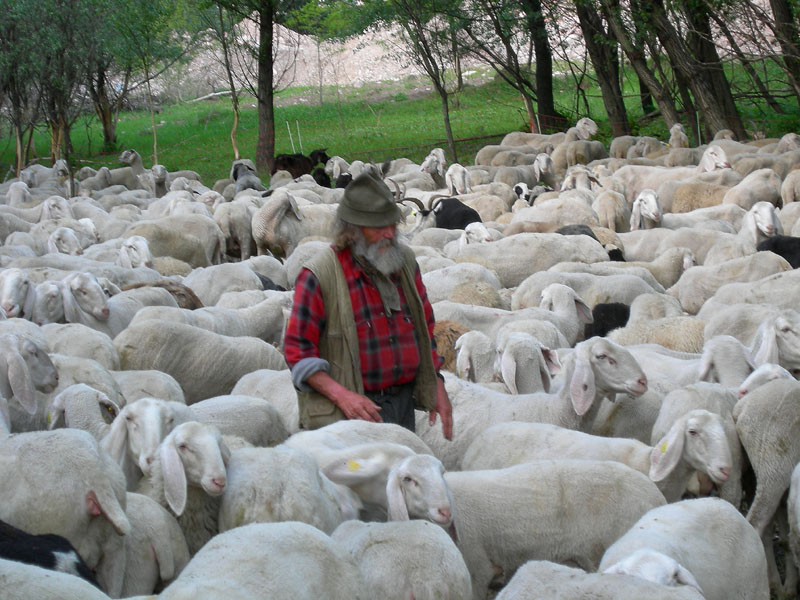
[287,194,303,220]
[649,418,686,481]
[219,438,231,467]
[22,281,36,321]
[500,348,518,395]
[696,348,715,382]
[675,563,703,592]
[542,348,562,376]
[333,162,341,180]
[60,279,83,323]
[86,489,130,536]
[630,200,642,231]
[385,467,410,521]
[750,320,779,366]
[161,440,187,516]
[3,346,36,415]
[322,452,390,486]
[574,296,594,324]
[100,409,129,466]
[569,349,596,416]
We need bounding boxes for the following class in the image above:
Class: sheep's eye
[125,415,133,422]
[688,429,699,436]
[179,443,189,452]
[781,326,792,333]
[596,353,606,360]
[403,476,415,485]
[607,357,616,366]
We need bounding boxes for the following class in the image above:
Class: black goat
[757,234,800,269]
[335,172,353,188]
[0,519,100,587]
[271,148,330,178]
[584,302,631,339]
[311,167,331,188]
[403,196,481,230]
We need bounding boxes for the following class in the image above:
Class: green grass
[2,64,798,185]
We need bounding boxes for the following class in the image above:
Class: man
[283,172,453,440]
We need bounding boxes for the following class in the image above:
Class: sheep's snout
[626,377,648,396]
[715,466,731,483]
[99,307,110,319]
[205,475,227,495]
[140,454,155,475]
[3,303,19,317]
[436,507,452,524]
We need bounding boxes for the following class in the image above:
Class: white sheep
[494,331,561,394]
[445,460,665,599]
[415,336,647,470]
[121,491,190,596]
[445,162,471,195]
[157,522,365,599]
[461,409,732,502]
[0,557,115,600]
[738,363,794,397]
[332,520,471,599]
[0,268,37,319]
[496,559,704,599]
[593,188,630,232]
[722,168,783,209]
[114,320,287,404]
[599,498,769,600]
[630,189,662,230]
[136,421,230,555]
[669,123,690,148]
[116,235,154,269]
[1,332,59,432]
[217,444,360,535]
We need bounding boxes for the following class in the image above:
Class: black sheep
[757,234,800,269]
[0,519,100,587]
[584,302,631,339]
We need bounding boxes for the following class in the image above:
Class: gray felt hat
[338,173,401,227]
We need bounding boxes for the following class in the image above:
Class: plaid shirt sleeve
[283,267,326,367]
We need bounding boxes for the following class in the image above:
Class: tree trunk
[218,5,240,160]
[575,0,630,136]
[435,84,458,164]
[88,63,118,151]
[681,1,745,138]
[639,0,743,137]
[256,0,275,174]
[14,125,24,176]
[521,0,560,119]
[145,63,158,165]
[601,0,682,126]
[769,0,800,104]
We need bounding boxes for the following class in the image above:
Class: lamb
[722,168,783,209]
[0,429,130,596]
[461,409,732,502]
[217,444,360,535]
[445,232,609,288]
[156,522,365,599]
[332,520,471,599]
[130,291,291,345]
[136,421,230,555]
[629,189,662,230]
[121,492,189,596]
[0,332,60,432]
[114,320,287,404]
[613,144,731,206]
[734,379,800,540]
[415,337,647,470]
[444,460,665,599]
[593,188,630,232]
[599,498,769,600]
[667,251,792,314]
[436,283,593,347]
[496,560,704,599]
[738,363,794,397]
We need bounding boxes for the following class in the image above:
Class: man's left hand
[429,376,453,440]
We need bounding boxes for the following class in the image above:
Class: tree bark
[256,0,276,174]
[520,0,560,119]
[638,0,743,136]
[769,0,800,104]
[601,0,682,126]
[574,0,630,136]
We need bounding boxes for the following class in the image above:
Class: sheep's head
[698,145,730,171]
[603,549,703,592]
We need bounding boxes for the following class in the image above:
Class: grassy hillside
[1,65,797,185]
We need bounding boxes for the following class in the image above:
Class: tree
[0,0,43,173]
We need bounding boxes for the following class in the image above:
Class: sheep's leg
[748,481,788,536]
[776,506,799,598]
[763,528,783,595]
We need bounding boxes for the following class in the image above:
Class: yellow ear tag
[46,412,52,425]
[660,441,668,454]
[347,460,361,471]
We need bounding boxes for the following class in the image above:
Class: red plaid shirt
[284,246,443,392]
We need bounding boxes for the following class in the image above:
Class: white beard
[352,233,406,276]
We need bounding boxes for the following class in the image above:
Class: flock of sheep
[1,115,800,600]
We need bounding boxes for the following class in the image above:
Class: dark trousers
[365,381,416,432]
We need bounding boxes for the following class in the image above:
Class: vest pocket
[298,390,344,429]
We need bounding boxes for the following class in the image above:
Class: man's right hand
[306,371,383,423]
[335,389,383,423]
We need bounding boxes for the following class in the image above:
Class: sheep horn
[400,197,425,211]
[389,179,405,202]
[428,194,450,211]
